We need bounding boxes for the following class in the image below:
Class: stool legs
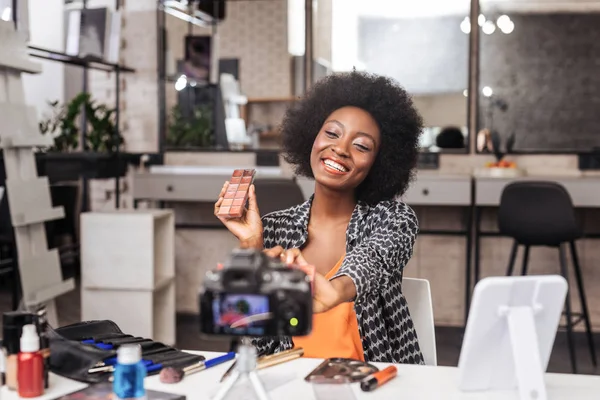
[506,241,519,276]
[520,246,530,276]
[569,241,597,367]
[559,244,578,374]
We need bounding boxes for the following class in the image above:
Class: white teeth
[324,159,348,172]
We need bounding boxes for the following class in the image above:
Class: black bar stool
[498,181,596,373]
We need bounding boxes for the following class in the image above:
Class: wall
[479,13,600,152]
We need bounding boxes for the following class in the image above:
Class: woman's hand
[264,247,356,313]
[214,182,263,249]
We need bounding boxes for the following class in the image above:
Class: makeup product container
[113,344,146,400]
[17,324,44,398]
[2,311,35,391]
[217,169,256,218]
[35,308,50,389]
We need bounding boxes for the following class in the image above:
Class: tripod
[213,338,270,400]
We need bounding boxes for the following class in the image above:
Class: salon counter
[129,167,600,328]
[3,351,600,400]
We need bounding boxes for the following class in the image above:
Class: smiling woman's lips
[321,159,348,175]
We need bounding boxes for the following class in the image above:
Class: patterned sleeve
[332,201,419,301]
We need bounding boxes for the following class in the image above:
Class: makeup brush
[159,352,235,384]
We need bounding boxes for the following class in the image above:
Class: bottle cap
[2,312,35,355]
[117,344,141,365]
[20,324,40,353]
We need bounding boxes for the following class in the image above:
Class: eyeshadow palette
[305,358,379,384]
[217,169,256,218]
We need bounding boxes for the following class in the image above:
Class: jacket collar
[289,194,370,249]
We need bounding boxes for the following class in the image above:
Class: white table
[4,351,599,400]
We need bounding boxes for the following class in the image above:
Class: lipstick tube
[360,365,397,392]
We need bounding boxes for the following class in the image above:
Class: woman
[214,71,424,364]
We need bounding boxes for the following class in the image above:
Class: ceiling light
[460,17,471,34]
[463,89,468,97]
[175,75,187,91]
[482,20,496,35]
[482,86,493,97]
[1,7,11,22]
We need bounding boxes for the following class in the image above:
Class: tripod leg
[212,371,242,400]
[248,371,270,400]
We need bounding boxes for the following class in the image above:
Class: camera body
[199,248,313,337]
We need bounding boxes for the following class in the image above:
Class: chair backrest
[403,277,437,366]
[253,178,305,215]
[498,181,580,246]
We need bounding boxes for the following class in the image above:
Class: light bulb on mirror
[482,20,496,35]
[478,14,486,27]
[482,86,493,97]
[460,17,471,34]
[497,15,510,27]
[1,7,11,21]
[175,75,187,91]
[500,20,514,34]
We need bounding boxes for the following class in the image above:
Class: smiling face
[310,106,381,194]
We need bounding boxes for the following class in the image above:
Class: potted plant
[38,93,128,182]
[165,104,214,149]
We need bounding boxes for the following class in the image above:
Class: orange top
[292,256,365,361]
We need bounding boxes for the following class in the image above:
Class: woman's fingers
[247,184,260,214]
[263,245,285,259]
[284,248,300,265]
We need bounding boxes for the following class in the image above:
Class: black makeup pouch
[48,320,205,383]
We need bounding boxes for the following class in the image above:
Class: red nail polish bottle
[17,324,44,398]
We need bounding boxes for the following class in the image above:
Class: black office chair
[498,181,596,373]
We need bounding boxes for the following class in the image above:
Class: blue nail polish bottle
[113,344,146,400]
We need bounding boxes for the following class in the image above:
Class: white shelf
[80,209,176,344]
[82,280,176,345]
[81,209,175,291]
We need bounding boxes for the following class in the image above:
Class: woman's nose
[332,139,351,157]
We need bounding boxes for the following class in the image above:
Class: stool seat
[498,181,596,374]
[498,181,582,246]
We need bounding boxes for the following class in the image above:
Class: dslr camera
[199,248,313,337]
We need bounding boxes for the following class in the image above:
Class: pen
[360,365,397,392]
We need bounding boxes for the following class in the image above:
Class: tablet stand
[213,337,270,400]
[501,305,547,400]
[458,276,566,400]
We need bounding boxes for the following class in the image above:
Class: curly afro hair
[281,71,423,204]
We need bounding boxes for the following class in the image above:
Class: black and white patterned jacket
[254,196,425,364]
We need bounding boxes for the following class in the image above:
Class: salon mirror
[325,0,471,153]
[477,0,600,153]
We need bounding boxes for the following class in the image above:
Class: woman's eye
[355,143,370,151]
[325,131,338,138]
